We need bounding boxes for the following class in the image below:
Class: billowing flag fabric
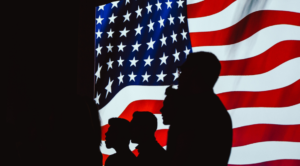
[94,0,300,165]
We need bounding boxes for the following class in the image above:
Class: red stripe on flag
[102,153,109,166]
[219,40,300,75]
[227,159,300,166]
[217,79,300,110]
[102,125,109,141]
[132,149,139,157]
[187,0,235,18]
[155,129,168,147]
[189,11,300,47]
[232,124,300,147]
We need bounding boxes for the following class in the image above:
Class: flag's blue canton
[95,0,192,108]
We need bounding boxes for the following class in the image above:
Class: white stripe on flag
[155,114,170,130]
[192,25,300,61]
[214,57,300,94]
[186,0,203,5]
[187,0,300,32]
[229,103,300,128]
[228,141,300,164]
[99,85,168,126]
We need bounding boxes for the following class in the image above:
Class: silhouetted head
[160,85,178,125]
[105,118,131,149]
[130,111,157,144]
[177,51,221,93]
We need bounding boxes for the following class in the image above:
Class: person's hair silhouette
[130,111,157,144]
[105,118,136,166]
[178,51,221,93]
[130,111,166,166]
[162,51,232,166]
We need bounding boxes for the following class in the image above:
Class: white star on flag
[178,13,185,23]
[146,2,152,14]
[184,46,190,58]
[160,34,167,47]
[123,11,131,22]
[117,42,126,52]
[142,71,151,82]
[166,0,172,9]
[156,0,162,11]
[159,53,168,65]
[135,6,142,18]
[173,68,179,81]
[95,63,102,83]
[129,57,139,67]
[96,15,104,24]
[171,31,177,43]
[105,77,114,98]
[181,29,187,40]
[132,41,141,52]
[119,27,130,37]
[176,0,184,8]
[95,44,102,56]
[107,29,114,38]
[128,71,137,82]
[148,19,155,32]
[95,29,103,38]
[118,72,124,85]
[168,14,175,25]
[98,5,105,11]
[125,0,130,5]
[117,56,124,67]
[156,70,167,82]
[106,58,114,71]
[107,43,114,52]
[144,55,154,66]
[173,49,180,62]
[111,1,119,9]
[135,24,143,36]
[94,92,101,105]
[158,16,165,28]
[108,13,117,24]
[147,38,156,50]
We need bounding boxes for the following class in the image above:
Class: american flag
[94,0,300,165]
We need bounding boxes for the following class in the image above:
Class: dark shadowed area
[4,0,116,165]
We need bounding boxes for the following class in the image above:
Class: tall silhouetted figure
[161,51,233,166]
[130,111,166,166]
[105,118,136,166]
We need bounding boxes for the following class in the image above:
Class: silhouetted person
[161,52,233,166]
[105,118,136,166]
[130,111,166,166]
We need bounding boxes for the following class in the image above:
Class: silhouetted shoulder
[105,153,136,166]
